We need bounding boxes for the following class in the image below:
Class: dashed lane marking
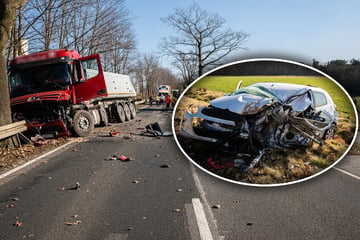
[192,198,214,240]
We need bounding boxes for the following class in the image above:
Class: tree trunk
[0,0,26,146]
[0,0,17,126]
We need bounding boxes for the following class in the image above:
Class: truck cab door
[73,54,107,103]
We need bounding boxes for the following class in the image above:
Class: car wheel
[324,124,336,139]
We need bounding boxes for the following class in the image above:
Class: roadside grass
[175,76,357,184]
[350,143,360,155]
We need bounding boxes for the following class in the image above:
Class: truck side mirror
[74,60,85,82]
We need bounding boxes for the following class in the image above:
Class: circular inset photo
[173,59,358,186]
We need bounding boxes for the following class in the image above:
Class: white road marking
[190,164,222,240]
[333,167,360,180]
[185,203,201,240]
[192,198,214,240]
[0,140,75,182]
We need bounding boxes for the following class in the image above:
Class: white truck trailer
[89,71,137,129]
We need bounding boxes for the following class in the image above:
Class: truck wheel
[115,104,126,123]
[129,102,136,119]
[73,110,94,137]
[99,106,109,127]
[124,104,131,121]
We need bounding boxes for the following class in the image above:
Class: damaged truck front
[179,82,338,172]
[9,49,136,138]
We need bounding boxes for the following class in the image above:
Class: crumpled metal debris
[144,122,173,137]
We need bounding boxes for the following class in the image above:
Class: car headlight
[187,104,199,114]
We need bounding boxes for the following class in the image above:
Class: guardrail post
[0,120,27,147]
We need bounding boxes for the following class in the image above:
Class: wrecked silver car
[179,82,338,172]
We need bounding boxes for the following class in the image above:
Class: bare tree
[7,0,136,73]
[174,53,197,86]
[161,4,249,80]
[133,54,178,99]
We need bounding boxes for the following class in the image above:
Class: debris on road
[118,155,132,161]
[58,182,81,191]
[211,204,221,209]
[132,179,140,184]
[66,215,81,226]
[14,220,23,227]
[105,155,133,161]
[142,122,173,138]
[109,132,119,137]
[160,164,170,168]
[172,208,181,213]
[30,134,50,146]
[176,188,183,192]
[66,220,82,226]
[6,203,17,208]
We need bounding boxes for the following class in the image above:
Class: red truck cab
[8,49,108,137]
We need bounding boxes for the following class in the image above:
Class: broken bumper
[179,106,236,143]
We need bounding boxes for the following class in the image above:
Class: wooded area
[313,59,360,96]
[2,0,182,99]
[209,59,360,97]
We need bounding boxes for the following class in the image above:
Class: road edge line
[192,198,214,240]
[0,140,75,181]
[190,164,222,240]
[333,167,360,180]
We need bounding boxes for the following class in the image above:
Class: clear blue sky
[125,0,360,65]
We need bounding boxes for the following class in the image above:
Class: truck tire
[124,103,131,121]
[99,106,109,127]
[129,102,136,119]
[73,110,94,137]
[115,104,126,123]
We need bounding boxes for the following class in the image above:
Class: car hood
[210,84,312,115]
[210,94,273,115]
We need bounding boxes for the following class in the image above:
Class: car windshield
[232,85,279,101]
[9,62,71,98]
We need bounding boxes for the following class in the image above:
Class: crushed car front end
[178,82,338,171]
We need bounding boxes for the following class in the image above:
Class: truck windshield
[9,62,71,98]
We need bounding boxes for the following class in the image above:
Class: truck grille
[11,92,67,105]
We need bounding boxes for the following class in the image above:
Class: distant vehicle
[8,49,137,137]
[158,85,172,97]
[179,82,338,172]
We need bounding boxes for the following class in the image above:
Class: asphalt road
[0,106,359,240]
